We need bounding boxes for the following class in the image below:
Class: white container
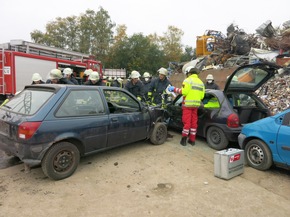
[214,148,244,180]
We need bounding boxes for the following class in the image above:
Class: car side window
[282,112,290,126]
[56,90,105,117]
[103,89,140,113]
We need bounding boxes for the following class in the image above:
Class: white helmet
[143,72,150,78]
[49,69,63,79]
[184,66,199,75]
[89,71,100,81]
[63,68,73,75]
[131,70,141,79]
[84,69,93,76]
[157,67,168,76]
[206,74,214,80]
[31,73,42,81]
[117,77,123,83]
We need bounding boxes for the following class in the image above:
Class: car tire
[206,126,228,150]
[41,142,80,180]
[245,139,273,170]
[150,122,168,145]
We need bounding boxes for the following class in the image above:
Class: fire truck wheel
[41,142,80,180]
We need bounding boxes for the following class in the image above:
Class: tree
[180,46,196,62]
[160,26,184,63]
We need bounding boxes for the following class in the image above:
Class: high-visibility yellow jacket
[204,97,220,108]
[180,74,205,107]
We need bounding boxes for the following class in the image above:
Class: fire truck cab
[0,39,102,101]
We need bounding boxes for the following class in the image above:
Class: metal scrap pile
[257,71,290,114]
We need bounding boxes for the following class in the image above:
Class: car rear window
[2,89,54,115]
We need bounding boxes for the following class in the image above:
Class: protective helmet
[143,72,150,78]
[131,70,141,79]
[63,68,73,75]
[84,69,93,76]
[157,67,168,76]
[89,71,100,81]
[184,66,200,75]
[49,69,63,79]
[117,77,123,83]
[206,74,214,80]
[108,76,112,81]
[31,73,42,81]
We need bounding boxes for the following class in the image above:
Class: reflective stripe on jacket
[182,74,205,107]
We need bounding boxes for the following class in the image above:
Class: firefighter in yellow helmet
[168,66,205,146]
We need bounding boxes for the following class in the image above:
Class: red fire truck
[0,39,103,101]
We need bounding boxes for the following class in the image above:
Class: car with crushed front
[0,84,167,180]
[165,62,280,150]
[238,108,290,171]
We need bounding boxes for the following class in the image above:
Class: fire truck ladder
[8,39,91,61]
[0,44,5,95]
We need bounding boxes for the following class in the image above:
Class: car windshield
[2,89,54,115]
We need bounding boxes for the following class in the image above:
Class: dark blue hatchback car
[0,85,167,180]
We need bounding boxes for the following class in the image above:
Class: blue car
[238,109,290,170]
[0,85,167,180]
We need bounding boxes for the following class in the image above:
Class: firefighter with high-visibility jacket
[168,66,205,146]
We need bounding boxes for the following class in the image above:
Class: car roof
[224,62,280,93]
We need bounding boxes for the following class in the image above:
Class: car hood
[223,62,280,93]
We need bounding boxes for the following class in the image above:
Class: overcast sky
[1,0,289,48]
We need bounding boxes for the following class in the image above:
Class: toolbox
[214,148,244,180]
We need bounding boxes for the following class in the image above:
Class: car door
[276,112,290,164]
[103,89,148,147]
[54,89,109,153]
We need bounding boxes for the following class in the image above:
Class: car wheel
[41,142,80,180]
[206,126,228,150]
[150,122,167,145]
[245,139,272,170]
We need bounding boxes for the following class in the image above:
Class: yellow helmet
[131,70,141,79]
[157,67,168,76]
[31,73,42,81]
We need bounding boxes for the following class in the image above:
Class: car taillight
[227,113,240,128]
[18,122,42,140]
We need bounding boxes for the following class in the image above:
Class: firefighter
[124,70,144,101]
[148,67,172,105]
[31,73,45,84]
[142,72,152,100]
[168,66,205,146]
[63,68,79,85]
[46,69,74,84]
[205,74,219,90]
[111,77,124,88]
[83,69,93,83]
[84,71,104,86]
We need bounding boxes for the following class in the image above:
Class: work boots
[188,140,195,146]
[180,137,187,146]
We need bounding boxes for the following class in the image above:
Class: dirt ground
[0,130,290,217]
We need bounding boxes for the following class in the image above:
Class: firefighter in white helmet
[148,67,171,105]
[82,69,93,83]
[46,69,74,84]
[124,70,144,101]
[142,72,152,100]
[63,68,78,85]
[205,74,219,90]
[31,73,45,84]
[168,66,205,146]
[84,71,103,86]
[111,77,124,88]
